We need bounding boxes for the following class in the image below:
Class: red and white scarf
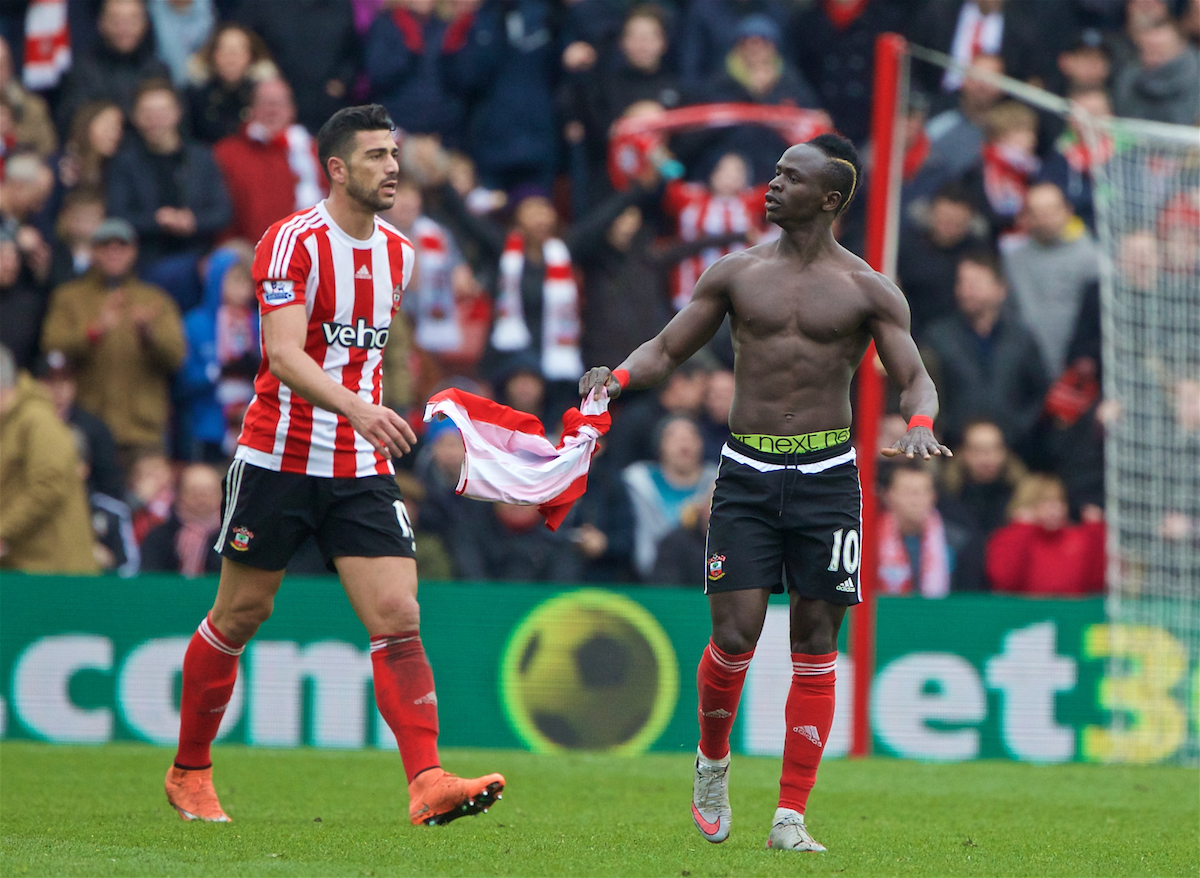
[1056,130,1114,174]
[491,232,582,380]
[422,387,611,531]
[877,510,951,598]
[22,0,71,90]
[410,215,462,354]
[981,143,1039,221]
[245,121,324,212]
[175,509,222,578]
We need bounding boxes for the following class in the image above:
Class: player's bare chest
[729,270,866,343]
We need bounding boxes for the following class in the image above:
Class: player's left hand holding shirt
[259,277,416,460]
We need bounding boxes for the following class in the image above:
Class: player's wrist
[612,368,630,390]
[907,414,934,432]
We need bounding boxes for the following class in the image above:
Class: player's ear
[823,189,843,215]
[327,155,348,186]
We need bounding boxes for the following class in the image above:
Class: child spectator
[663,152,768,311]
[985,472,1106,595]
[961,100,1040,232]
[178,245,259,460]
[127,449,174,543]
[185,21,278,144]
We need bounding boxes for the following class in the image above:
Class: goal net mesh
[906,44,1199,766]
[1087,116,1199,766]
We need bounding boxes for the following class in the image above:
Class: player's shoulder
[843,257,907,314]
[375,216,414,251]
[256,206,326,255]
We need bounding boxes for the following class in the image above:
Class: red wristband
[612,368,630,390]
[908,414,934,432]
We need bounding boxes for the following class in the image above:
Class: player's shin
[696,639,755,760]
[370,632,440,782]
[175,614,244,769]
[779,652,836,814]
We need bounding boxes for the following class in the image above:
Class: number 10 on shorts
[827,528,861,574]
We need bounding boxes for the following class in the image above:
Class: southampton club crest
[230,526,253,551]
[707,553,726,581]
[392,285,402,312]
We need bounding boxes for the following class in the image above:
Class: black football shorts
[213,459,416,571]
[704,437,863,605]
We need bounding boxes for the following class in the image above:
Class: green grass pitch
[1,743,1196,876]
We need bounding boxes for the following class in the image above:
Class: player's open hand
[881,426,952,461]
[579,366,621,400]
[350,402,418,459]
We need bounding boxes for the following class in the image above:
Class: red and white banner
[422,388,611,531]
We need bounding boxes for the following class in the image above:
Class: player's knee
[710,623,758,656]
[371,593,420,633]
[790,630,837,655]
[213,599,274,643]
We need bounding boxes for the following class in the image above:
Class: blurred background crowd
[1,0,1197,594]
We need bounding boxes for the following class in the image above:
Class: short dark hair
[933,181,977,209]
[806,133,861,217]
[957,247,1003,280]
[133,77,178,109]
[316,104,395,182]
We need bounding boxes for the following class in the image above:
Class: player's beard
[346,170,395,213]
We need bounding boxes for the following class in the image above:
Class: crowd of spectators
[2,0,1198,595]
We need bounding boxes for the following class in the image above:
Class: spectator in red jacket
[212,77,327,244]
[985,473,1105,595]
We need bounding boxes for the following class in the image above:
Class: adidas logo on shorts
[836,577,856,592]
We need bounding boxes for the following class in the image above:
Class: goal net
[892,42,1200,766]
[1087,115,1199,766]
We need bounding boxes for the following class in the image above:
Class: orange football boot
[164,765,231,822]
[408,767,505,826]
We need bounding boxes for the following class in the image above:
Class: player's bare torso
[712,241,883,436]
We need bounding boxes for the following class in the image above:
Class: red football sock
[371,632,441,783]
[175,614,244,769]
[779,652,837,814]
[696,639,755,761]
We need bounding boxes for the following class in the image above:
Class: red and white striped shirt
[236,201,415,478]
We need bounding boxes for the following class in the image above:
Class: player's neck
[324,191,377,241]
[777,221,838,264]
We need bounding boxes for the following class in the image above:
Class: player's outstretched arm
[579,254,734,399]
[863,272,953,461]
[262,305,417,459]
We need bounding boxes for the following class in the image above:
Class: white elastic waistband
[720,443,857,474]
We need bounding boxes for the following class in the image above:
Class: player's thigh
[314,475,416,568]
[783,464,863,607]
[335,555,420,637]
[214,460,316,570]
[705,462,787,596]
[210,556,286,641]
